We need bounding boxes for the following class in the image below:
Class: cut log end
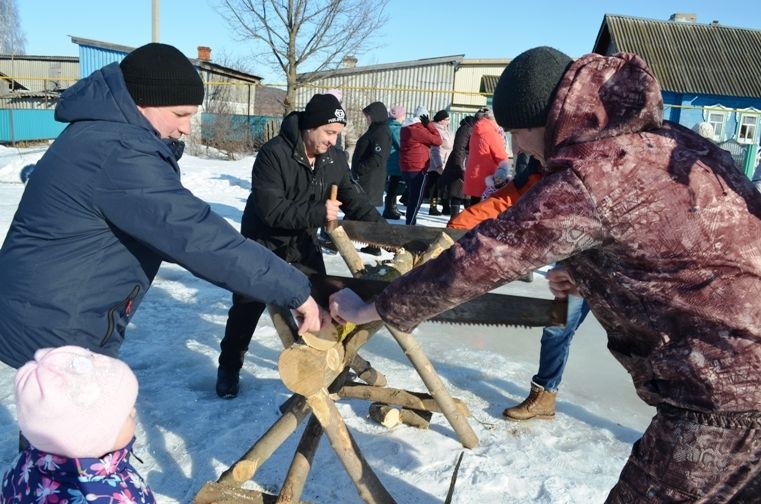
[300,324,340,351]
[368,402,401,428]
[231,459,258,483]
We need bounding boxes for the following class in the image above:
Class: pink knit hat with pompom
[15,346,138,458]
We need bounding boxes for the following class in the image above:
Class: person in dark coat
[217,93,384,398]
[383,105,406,219]
[0,43,324,371]
[351,101,391,207]
[439,114,477,217]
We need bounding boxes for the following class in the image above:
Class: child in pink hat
[1,346,155,503]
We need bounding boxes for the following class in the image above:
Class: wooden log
[326,185,339,233]
[300,323,340,351]
[276,415,323,504]
[306,390,396,504]
[337,383,470,417]
[350,354,387,387]
[328,226,366,276]
[217,396,311,484]
[368,402,401,428]
[415,231,455,267]
[279,344,346,397]
[267,305,299,348]
[362,249,414,282]
[386,325,478,449]
[398,408,433,429]
[195,482,283,503]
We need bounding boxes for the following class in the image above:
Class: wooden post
[329,225,479,449]
[306,390,396,504]
[415,231,455,266]
[386,325,478,449]
[217,395,311,484]
[276,415,323,504]
[267,305,298,348]
[350,354,387,387]
[337,383,470,416]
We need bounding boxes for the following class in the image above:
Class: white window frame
[736,108,761,145]
[703,105,730,142]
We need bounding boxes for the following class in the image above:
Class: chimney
[711,20,720,26]
[197,46,212,61]
[669,13,697,23]
[342,55,358,69]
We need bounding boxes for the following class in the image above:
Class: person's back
[463,113,509,201]
[2,346,154,503]
[351,101,392,206]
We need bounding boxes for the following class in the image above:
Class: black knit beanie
[300,94,347,130]
[433,110,449,122]
[492,46,572,130]
[120,43,204,106]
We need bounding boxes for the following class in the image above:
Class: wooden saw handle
[326,184,339,232]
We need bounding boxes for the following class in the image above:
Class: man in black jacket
[217,93,385,398]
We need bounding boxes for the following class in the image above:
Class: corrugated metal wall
[452,63,506,108]
[78,45,126,78]
[0,109,66,142]
[295,62,457,126]
[0,59,78,92]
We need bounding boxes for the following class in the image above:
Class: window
[706,110,727,141]
[737,110,760,144]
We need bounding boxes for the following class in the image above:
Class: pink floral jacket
[1,439,154,503]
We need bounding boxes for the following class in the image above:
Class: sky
[0,145,656,503]
[14,0,761,84]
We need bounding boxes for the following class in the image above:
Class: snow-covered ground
[0,144,655,503]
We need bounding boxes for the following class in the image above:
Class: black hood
[363,102,389,125]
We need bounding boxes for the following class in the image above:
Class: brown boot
[502,382,556,421]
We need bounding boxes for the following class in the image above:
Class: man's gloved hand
[419,114,430,127]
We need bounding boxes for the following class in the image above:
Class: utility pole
[152,0,160,42]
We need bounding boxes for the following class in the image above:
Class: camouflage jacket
[376,52,761,414]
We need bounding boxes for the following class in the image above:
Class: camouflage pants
[606,404,761,503]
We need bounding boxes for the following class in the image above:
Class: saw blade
[338,220,467,252]
[310,274,567,327]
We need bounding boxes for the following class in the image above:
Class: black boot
[383,197,402,220]
[450,203,461,218]
[441,199,452,215]
[428,197,441,216]
[216,367,240,399]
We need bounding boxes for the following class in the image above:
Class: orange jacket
[448,165,542,230]
[463,118,509,197]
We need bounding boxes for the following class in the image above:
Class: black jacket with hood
[241,112,383,270]
[439,115,477,200]
[351,102,392,206]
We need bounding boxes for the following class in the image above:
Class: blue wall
[0,109,66,142]
[663,91,761,140]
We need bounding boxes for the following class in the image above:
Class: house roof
[299,55,464,80]
[593,14,761,98]
[70,36,262,82]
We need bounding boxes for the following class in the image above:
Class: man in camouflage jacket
[330,47,761,502]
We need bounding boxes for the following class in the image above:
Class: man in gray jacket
[0,43,326,370]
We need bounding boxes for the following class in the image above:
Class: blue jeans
[532,295,590,392]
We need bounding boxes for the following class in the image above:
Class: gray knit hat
[492,46,572,130]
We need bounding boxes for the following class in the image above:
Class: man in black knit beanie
[0,43,328,378]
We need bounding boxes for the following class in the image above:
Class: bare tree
[0,0,27,54]
[217,0,388,113]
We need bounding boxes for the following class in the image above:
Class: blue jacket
[0,63,310,368]
[386,118,402,177]
[1,439,155,503]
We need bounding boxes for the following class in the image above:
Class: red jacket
[463,118,509,197]
[400,121,442,173]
